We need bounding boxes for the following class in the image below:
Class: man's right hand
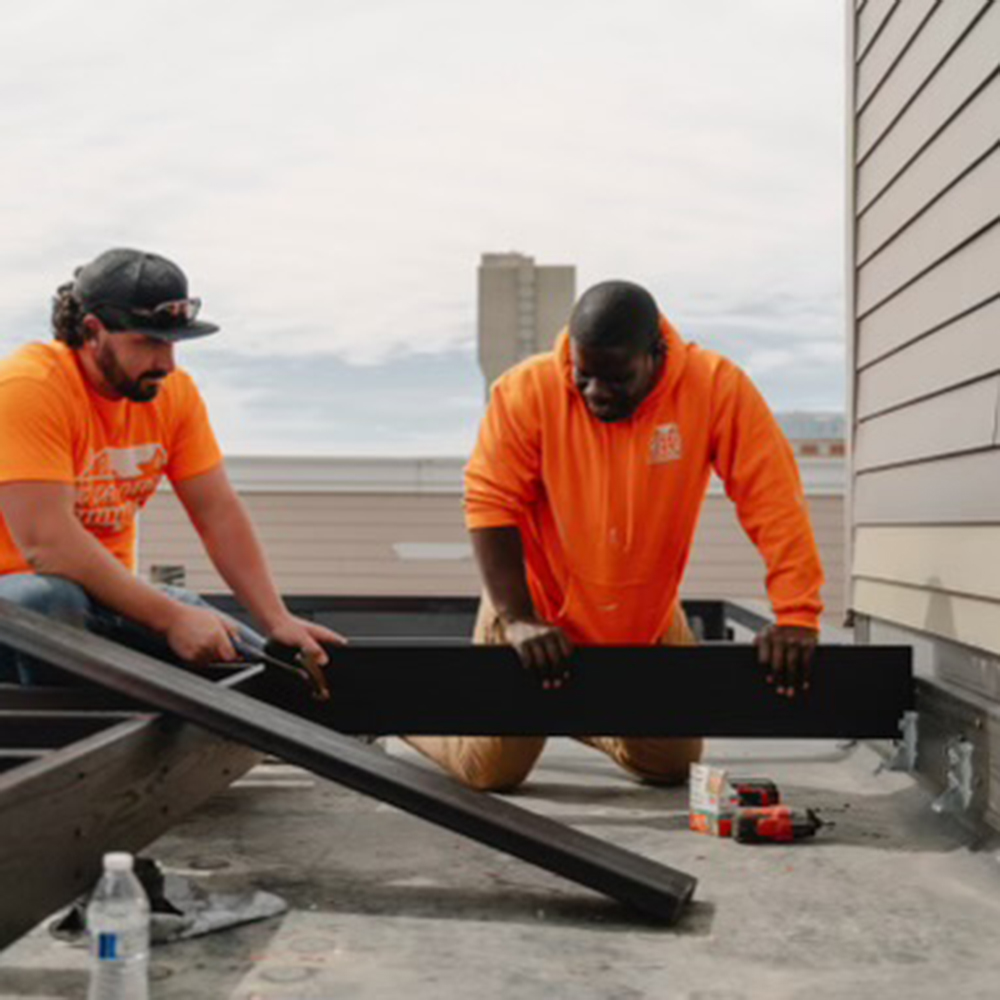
[503,619,574,689]
[164,604,239,665]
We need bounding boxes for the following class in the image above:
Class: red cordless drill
[734,806,824,843]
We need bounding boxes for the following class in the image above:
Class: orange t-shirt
[0,342,223,575]
[464,317,825,644]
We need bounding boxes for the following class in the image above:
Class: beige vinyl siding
[853,375,1000,471]
[854,449,1000,524]
[854,578,1000,654]
[849,1,1000,651]
[855,146,1000,315]
[138,485,845,619]
[856,0,991,161]
[857,74,1000,263]
[856,0,938,110]
[856,297,1000,418]
[854,526,1000,600]
[856,1,1000,211]
[856,0,901,60]
[857,223,1000,366]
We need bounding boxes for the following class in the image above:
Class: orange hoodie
[464,317,824,644]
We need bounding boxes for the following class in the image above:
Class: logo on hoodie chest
[649,423,683,465]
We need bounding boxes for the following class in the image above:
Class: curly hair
[51,274,89,349]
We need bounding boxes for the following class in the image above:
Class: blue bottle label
[97,933,118,960]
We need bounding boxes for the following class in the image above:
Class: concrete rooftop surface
[2,736,1000,999]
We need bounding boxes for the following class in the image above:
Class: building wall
[848,0,1000,656]
[137,456,845,621]
[477,252,575,393]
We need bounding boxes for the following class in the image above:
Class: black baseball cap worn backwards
[73,248,220,341]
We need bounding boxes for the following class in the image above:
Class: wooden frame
[0,602,699,928]
[0,672,261,949]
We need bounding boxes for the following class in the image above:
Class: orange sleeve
[0,378,75,483]
[163,371,224,484]
[464,371,543,529]
[710,361,825,630]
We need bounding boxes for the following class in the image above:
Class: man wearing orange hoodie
[407,281,825,791]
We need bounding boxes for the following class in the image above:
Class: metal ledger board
[0,601,696,923]
[248,642,914,738]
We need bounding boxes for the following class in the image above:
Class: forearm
[25,528,181,633]
[761,527,824,629]
[470,526,538,623]
[713,367,824,629]
[197,497,289,633]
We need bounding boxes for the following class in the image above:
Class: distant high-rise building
[477,252,575,394]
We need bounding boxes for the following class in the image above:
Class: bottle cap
[103,852,134,872]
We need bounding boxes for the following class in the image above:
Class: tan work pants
[405,596,704,792]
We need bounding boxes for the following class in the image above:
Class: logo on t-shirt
[649,423,682,465]
[75,444,168,534]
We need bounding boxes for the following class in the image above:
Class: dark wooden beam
[0,600,698,924]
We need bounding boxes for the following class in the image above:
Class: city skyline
[1,1,846,456]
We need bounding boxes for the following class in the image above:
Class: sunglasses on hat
[90,298,203,333]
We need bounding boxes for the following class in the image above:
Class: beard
[95,341,167,403]
[586,397,637,423]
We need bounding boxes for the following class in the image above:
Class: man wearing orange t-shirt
[408,281,824,791]
[0,248,342,687]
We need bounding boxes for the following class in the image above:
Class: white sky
[0,0,846,455]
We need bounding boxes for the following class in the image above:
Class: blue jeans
[0,574,264,685]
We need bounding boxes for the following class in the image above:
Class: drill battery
[734,806,824,843]
[730,778,781,808]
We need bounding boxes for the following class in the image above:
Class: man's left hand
[267,616,347,701]
[754,625,819,699]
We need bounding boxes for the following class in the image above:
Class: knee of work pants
[0,574,93,685]
[403,591,547,792]
[0,573,92,621]
[582,735,704,785]
[424,735,547,792]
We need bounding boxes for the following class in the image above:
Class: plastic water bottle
[86,852,150,1000]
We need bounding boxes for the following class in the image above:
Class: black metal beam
[244,641,913,739]
[0,601,697,924]
[0,684,137,711]
[0,711,137,747]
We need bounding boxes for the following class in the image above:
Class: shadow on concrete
[260,876,716,935]
[764,782,979,853]
[514,780,689,808]
[0,968,84,998]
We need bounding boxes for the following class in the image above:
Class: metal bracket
[931,737,975,817]
[877,710,919,773]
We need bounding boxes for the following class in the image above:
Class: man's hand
[754,625,819,699]
[266,615,347,701]
[504,618,574,690]
[165,605,241,666]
